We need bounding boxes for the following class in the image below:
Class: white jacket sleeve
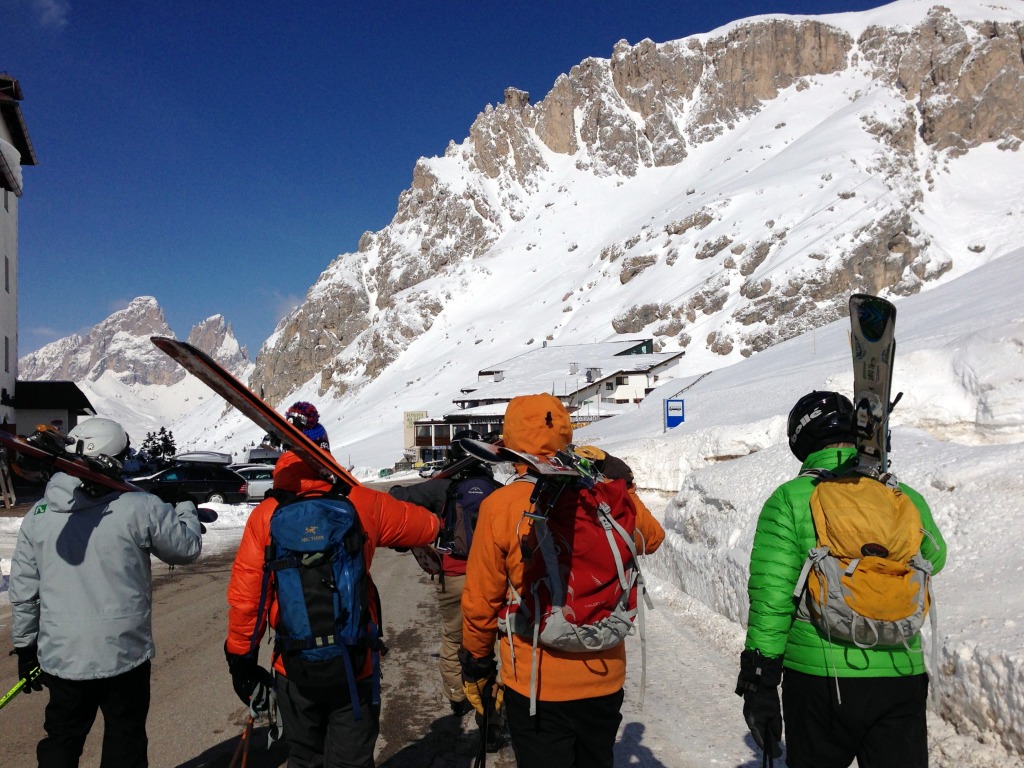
[143,496,202,565]
[9,514,41,648]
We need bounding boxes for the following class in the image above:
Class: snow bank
[582,250,1024,757]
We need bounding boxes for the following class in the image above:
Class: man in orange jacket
[225,450,440,768]
[460,394,664,768]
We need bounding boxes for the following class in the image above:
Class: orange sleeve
[460,488,515,659]
[349,485,440,568]
[631,487,665,555]
[226,499,275,656]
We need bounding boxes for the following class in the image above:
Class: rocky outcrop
[859,6,1024,154]
[186,315,248,376]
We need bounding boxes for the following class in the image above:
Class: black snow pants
[37,660,151,768]
[782,668,929,768]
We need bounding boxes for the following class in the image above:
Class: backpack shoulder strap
[249,495,281,656]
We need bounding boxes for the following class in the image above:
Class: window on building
[605,382,614,391]
[616,376,629,385]
[4,255,8,293]
[4,336,8,373]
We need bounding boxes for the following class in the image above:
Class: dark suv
[132,464,248,504]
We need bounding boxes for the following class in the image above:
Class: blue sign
[664,399,685,429]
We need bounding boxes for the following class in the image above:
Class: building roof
[0,74,39,196]
[456,338,683,404]
[16,381,96,414]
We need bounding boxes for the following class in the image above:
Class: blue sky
[5,0,884,358]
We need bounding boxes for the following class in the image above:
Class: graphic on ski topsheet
[848,293,897,477]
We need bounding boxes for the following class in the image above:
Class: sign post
[664,399,685,431]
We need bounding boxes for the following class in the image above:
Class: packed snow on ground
[3,251,1023,766]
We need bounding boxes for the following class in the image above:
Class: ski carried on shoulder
[0,429,219,529]
[458,438,595,482]
[151,337,360,489]
[0,430,134,494]
[848,293,900,481]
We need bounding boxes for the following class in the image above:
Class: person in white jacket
[9,418,202,768]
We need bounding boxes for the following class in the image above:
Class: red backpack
[499,476,653,713]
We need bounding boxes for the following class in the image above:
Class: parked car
[418,460,445,478]
[232,465,274,502]
[131,464,248,504]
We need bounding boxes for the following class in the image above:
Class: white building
[409,339,684,464]
[456,338,683,424]
[0,73,37,429]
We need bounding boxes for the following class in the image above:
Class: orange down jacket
[225,451,440,677]
[461,393,664,702]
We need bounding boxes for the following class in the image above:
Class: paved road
[0,535,514,767]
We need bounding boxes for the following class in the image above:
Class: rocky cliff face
[186,315,248,375]
[19,297,248,386]
[250,2,1024,407]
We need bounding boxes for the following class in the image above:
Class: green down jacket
[743,446,946,677]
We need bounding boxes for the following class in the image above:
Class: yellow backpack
[793,471,935,648]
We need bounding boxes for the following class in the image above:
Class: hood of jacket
[41,472,114,513]
[272,450,333,494]
[503,393,573,457]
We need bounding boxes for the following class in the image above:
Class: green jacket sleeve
[901,483,947,574]
[744,482,806,659]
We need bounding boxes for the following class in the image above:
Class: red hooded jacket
[225,451,440,677]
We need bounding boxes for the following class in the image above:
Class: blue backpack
[253,489,380,719]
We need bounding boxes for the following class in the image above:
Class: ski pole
[227,714,254,768]
[473,684,491,768]
[0,666,41,712]
[760,726,774,768]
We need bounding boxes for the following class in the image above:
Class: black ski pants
[275,673,380,768]
[782,669,929,768]
[503,686,624,768]
[37,660,151,768]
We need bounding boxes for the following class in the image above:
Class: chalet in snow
[406,338,683,465]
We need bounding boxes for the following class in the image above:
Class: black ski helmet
[787,391,855,461]
[450,429,483,462]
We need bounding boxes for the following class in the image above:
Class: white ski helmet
[67,418,129,459]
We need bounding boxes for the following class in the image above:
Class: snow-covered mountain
[249,0,1024,431]
[18,296,250,444]
[19,2,1024,470]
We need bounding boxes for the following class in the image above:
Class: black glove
[13,645,44,693]
[736,649,783,758]
[225,646,274,712]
